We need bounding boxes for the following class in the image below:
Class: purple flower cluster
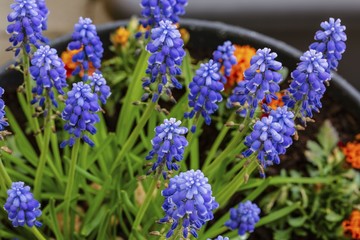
[184,60,223,132]
[89,72,111,104]
[160,170,219,239]
[60,82,100,148]
[283,49,330,120]
[225,201,260,236]
[0,87,9,131]
[310,18,347,71]
[4,182,42,228]
[139,0,188,34]
[6,0,48,56]
[212,41,237,83]
[67,17,103,80]
[227,48,282,117]
[243,107,295,176]
[29,45,67,108]
[146,118,188,177]
[143,20,185,102]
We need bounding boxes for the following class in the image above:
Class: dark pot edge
[1,18,359,115]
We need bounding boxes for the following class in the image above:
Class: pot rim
[1,18,359,112]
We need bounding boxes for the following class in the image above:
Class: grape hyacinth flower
[89,72,111,104]
[160,170,219,239]
[3,182,42,228]
[184,60,223,132]
[207,236,229,240]
[67,17,103,80]
[29,45,67,108]
[212,41,237,83]
[6,0,48,56]
[143,20,185,102]
[225,201,260,236]
[146,118,188,177]
[243,107,295,176]
[0,87,9,131]
[227,48,283,118]
[139,0,188,37]
[310,18,347,71]
[283,49,330,120]
[60,82,100,148]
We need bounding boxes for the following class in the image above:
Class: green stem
[129,175,159,240]
[216,156,257,206]
[63,139,81,238]
[22,47,43,146]
[33,97,52,198]
[0,157,12,188]
[29,227,47,240]
[111,101,156,174]
[203,113,236,169]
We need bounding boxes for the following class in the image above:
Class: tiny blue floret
[4,182,42,228]
[225,200,260,236]
[160,170,219,239]
[30,45,67,108]
[207,236,229,240]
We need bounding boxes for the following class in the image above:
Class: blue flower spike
[225,200,261,236]
[60,82,100,148]
[4,182,42,228]
[89,72,111,104]
[227,48,283,118]
[29,45,67,108]
[146,118,188,178]
[36,0,49,31]
[6,0,48,56]
[184,59,224,132]
[143,20,185,102]
[160,170,219,239]
[283,49,330,121]
[0,87,10,132]
[243,106,295,177]
[213,41,237,83]
[67,17,103,80]
[310,18,347,71]
[139,0,188,37]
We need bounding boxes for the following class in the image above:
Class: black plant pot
[1,19,359,118]
[0,19,359,239]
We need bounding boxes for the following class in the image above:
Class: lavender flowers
[4,182,42,228]
[212,41,237,83]
[160,170,219,238]
[143,20,185,102]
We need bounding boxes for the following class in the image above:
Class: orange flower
[179,28,190,44]
[225,45,256,90]
[267,92,285,110]
[111,27,130,47]
[342,137,360,169]
[61,48,95,78]
[343,210,360,239]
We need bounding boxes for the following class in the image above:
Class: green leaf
[273,229,292,240]
[316,120,339,154]
[325,210,343,222]
[288,215,307,227]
